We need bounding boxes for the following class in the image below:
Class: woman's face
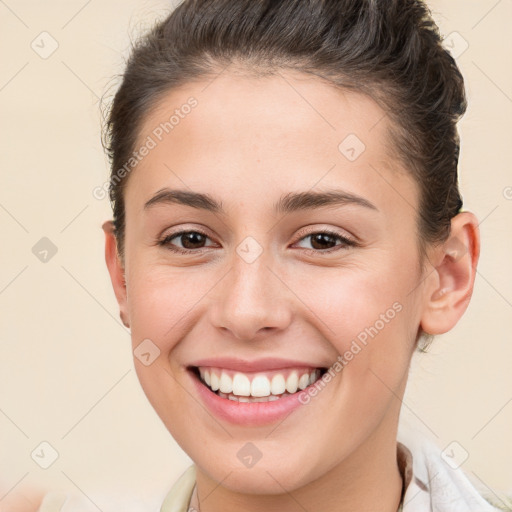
[117,69,432,493]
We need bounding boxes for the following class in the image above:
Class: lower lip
[189,369,316,426]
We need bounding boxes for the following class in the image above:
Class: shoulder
[398,428,512,512]
[37,491,97,512]
[36,465,196,512]
[160,465,196,512]
[37,489,161,512]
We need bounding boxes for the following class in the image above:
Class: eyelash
[157,228,358,256]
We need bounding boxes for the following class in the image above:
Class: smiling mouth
[189,366,328,403]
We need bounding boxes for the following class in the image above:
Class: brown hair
[102,0,467,351]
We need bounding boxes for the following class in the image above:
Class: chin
[196,453,319,495]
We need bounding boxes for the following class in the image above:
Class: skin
[103,68,480,512]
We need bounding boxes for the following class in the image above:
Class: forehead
[128,69,417,217]
[139,69,389,155]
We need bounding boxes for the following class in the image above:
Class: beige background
[1,0,511,510]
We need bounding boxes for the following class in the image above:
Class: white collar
[397,428,507,511]
[157,434,509,512]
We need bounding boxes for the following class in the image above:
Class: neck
[192,403,404,512]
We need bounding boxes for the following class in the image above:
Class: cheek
[126,262,213,352]
[300,259,419,394]
[303,260,415,343]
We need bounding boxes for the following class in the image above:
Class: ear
[102,220,130,329]
[419,211,480,335]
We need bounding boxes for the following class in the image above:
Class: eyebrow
[143,188,378,214]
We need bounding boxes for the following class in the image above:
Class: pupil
[182,232,205,249]
[311,233,335,250]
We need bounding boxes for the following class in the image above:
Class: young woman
[38,0,510,511]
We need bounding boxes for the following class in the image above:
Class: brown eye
[158,230,216,254]
[293,229,357,254]
[308,233,338,250]
[176,231,207,249]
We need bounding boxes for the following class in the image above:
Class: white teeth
[298,373,310,390]
[210,372,220,391]
[251,375,271,397]
[232,373,251,396]
[253,396,270,402]
[270,374,286,395]
[219,372,233,394]
[217,391,293,402]
[198,367,323,399]
[286,371,299,393]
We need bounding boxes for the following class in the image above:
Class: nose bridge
[210,245,292,341]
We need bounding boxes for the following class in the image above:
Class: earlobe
[419,212,480,336]
[102,220,130,329]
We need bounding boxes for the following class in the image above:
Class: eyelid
[158,223,216,241]
[292,225,358,245]
[158,227,217,249]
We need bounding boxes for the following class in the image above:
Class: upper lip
[188,357,327,372]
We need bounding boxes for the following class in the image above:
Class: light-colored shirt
[158,437,510,512]
[38,435,512,512]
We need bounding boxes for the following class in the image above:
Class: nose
[209,253,293,342]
